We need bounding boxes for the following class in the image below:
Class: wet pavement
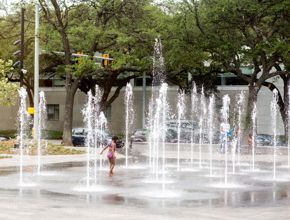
[0,143,290,219]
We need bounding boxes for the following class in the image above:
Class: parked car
[166,120,198,131]
[0,136,7,141]
[130,129,147,142]
[255,134,273,146]
[72,128,124,148]
[165,128,192,143]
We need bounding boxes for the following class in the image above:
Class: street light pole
[33,1,40,141]
[20,7,25,87]
[142,73,146,128]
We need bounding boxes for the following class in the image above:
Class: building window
[134,77,153,86]
[47,104,59,121]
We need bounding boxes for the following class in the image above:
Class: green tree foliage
[0,59,18,106]
[38,0,165,144]
[155,1,220,94]
[179,0,290,132]
[0,4,37,106]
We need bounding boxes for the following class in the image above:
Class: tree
[154,1,220,94]
[0,59,18,106]
[0,4,36,107]
[182,0,290,133]
[39,0,162,145]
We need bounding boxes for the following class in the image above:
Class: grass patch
[0,156,12,159]
[27,143,84,155]
[43,144,84,155]
[0,130,63,140]
[0,140,16,154]
[0,139,84,155]
[44,130,63,140]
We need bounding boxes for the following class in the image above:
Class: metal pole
[142,73,146,128]
[20,7,25,87]
[33,2,40,141]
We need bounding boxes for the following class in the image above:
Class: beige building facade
[0,81,285,136]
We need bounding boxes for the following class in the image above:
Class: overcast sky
[1,0,182,15]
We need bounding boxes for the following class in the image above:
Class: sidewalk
[0,153,125,168]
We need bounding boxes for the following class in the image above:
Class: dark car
[72,128,124,148]
[255,134,273,146]
[130,129,147,142]
[165,128,192,143]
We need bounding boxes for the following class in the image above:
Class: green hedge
[43,130,63,140]
[0,130,63,140]
[0,130,17,138]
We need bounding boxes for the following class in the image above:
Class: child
[100,136,118,177]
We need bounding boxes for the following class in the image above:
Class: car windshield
[135,130,146,136]
[72,128,110,137]
[72,128,86,135]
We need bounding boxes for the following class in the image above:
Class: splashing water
[99,111,107,171]
[221,95,230,184]
[148,98,154,168]
[37,91,47,175]
[152,38,166,86]
[82,91,94,188]
[271,89,278,180]
[251,102,257,171]
[160,83,168,192]
[198,87,207,168]
[236,91,245,165]
[177,91,185,170]
[93,85,102,182]
[148,83,169,189]
[190,82,198,165]
[208,95,215,176]
[82,88,108,188]
[125,83,134,168]
[18,88,29,186]
[152,98,161,181]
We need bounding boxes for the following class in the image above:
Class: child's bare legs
[109,158,115,176]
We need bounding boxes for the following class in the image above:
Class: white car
[0,137,7,141]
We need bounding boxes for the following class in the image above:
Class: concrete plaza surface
[0,194,289,220]
[0,142,289,220]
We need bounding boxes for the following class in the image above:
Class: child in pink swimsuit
[101,136,118,176]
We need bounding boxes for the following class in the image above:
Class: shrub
[0,130,17,138]
[0,139,16,154]
[43,130,63,140]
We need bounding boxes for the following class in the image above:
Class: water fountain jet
[251,102,257,171]
[208,95,215,176]
[190,82,198,166]
[271,89,278,180]
[221,95,230,185]
[124,83,134,168]
[177,91,185,171]
[37,91,47,175]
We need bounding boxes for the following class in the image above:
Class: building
[0,72,286,136]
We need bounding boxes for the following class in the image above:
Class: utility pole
[20,7,25,87]
[33,1,40,141]
[12,6,25,86]
[142,73,146,128]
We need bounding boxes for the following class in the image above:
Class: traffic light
[13,8,25,87]
[102,54,110,66]
[76,51,83,65]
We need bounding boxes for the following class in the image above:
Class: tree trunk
[26,87,34,107]
[62,82,78,145]
[245,85,259,130]
[262,81,287,136]
[283,76,290,140]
